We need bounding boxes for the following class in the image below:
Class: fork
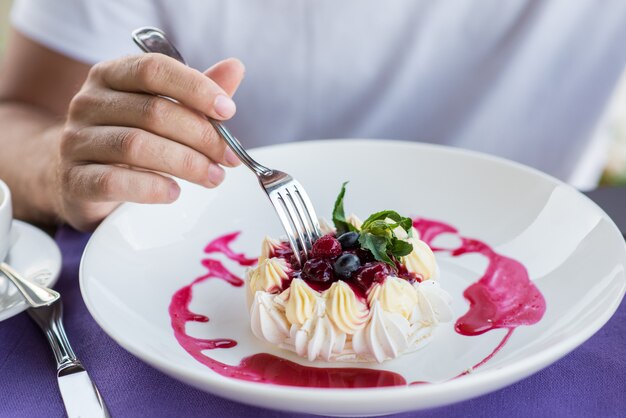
[132,27,322,266]
[0,262,59,307]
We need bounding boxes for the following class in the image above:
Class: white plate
[0,220,62,322]
[80,140,626,416]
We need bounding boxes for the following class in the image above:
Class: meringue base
[248,278,452,363]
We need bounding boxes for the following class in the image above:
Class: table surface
[0,187,625,418]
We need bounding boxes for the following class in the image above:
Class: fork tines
[269,181,321,267]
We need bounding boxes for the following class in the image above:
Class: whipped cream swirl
[401,236,438,280]
[247,257,290,305]
[246,219,453,363]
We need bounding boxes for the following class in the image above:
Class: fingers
[204,58,245,97]
[63,164,181,204]
[65,126,226,188]
[57,54,247,230]
[71,90,239,167]
[94,54,240,120]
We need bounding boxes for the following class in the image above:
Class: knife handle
[28,300,79,370]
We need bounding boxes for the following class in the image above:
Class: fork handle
[0,262,59,308]
[210,121,272,175]
[132,27,272,177]
[28,301,79,370]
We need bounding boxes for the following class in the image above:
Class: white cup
[0,180,13,262]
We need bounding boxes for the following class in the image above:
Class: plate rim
[79,139,626,413]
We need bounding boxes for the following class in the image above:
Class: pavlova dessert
[246,183,453,363]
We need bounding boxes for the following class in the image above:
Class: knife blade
[57,362,110,418]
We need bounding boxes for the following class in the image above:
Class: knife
[1,262,110,416]
[28,300,110,417]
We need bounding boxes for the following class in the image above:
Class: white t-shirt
[11,0,626,189]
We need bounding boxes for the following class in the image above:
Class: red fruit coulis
[412,219,546,337]
[168,218,546,388]
[169,232,404,387]
[203,231,257,266]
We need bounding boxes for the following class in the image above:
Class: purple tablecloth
[1,225,625,418]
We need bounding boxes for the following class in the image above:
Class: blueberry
[333,253,361,279]
[337,231,360,250]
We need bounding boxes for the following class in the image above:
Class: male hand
[57,54,244,230]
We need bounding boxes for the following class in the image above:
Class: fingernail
[224,147,241,166]
[208,164,225,185]
[214,95,236,119]
[169,182,180,201]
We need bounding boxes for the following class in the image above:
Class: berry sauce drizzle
[169,232,406,387]
[413,218,546,374]
[203,231,257,266]
[169,218,546,388]
[413,219,546,336]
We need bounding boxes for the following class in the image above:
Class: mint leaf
[332,182,349,234]
[398,216,413,232]
[330,182,414,267]
[359,233,394,266]
[362,210,412,234]
[390,238,413,257]
[358,210,413,266]
[364,220,391,236]
[332,182,357,235]
[361,210,399,229]
[361,210,413,237]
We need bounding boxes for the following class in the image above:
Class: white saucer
[0,220,62,322]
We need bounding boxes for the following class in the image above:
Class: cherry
[352,262,391,291]
[355,248,375,263]
[288,251,308,269]
[302,258,335,283]
[311,235,342,259]
[274,244,293,259]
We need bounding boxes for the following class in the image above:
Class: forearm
[0,101,64,225]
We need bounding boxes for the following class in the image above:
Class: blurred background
[0,1,9,56]
[1,0,625,187]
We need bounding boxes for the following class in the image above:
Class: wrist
[26,122,66,226]
[44,124,66,225]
